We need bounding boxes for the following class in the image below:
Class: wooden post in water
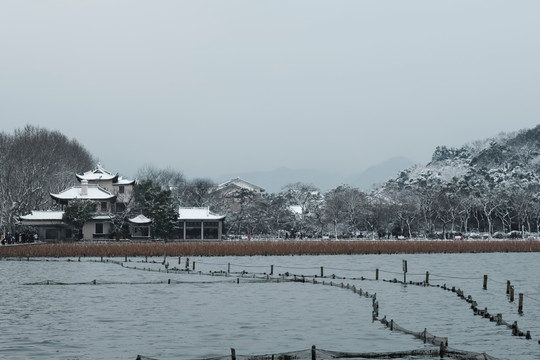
[507,280,511,294]
[185,258,189,270]
[440,341,446,357]
[270,265,274,275]
[230,348,236,360]
[228,263,231,273]
[510,286,515,302]
[376,268,379,280]
[311,345,316,360]
[320,266,324,278]
[178,256,181,265]
[519,293,524,313]
[193,261,196,271]
[425,271,430,285]
[402,260,407,283]
[483,274,488,290]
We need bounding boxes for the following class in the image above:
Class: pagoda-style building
[20,164,136,241]
[20,164,226,241]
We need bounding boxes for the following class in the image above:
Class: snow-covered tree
[324,186,349,239]
[133,179,178,239]
[282,182,321,236]
[62,199,96,240]
[0,125,94,234]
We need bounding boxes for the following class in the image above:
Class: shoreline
[1,239,540,257]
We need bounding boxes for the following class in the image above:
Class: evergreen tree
[133,180,178,239]
[62,199,96,240]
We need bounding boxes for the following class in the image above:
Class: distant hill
[216,156,415,194]
[381,125,540,191]
[219,125,540,195]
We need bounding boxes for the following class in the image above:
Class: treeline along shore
[1,240,540,258]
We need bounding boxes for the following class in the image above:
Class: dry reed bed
[1,240,540,258]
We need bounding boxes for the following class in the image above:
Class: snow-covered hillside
[382,126,540,191]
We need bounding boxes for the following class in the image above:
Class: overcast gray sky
[1,1,539,180]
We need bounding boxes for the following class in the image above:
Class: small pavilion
[128,214,152,239]
[177,207,225,240]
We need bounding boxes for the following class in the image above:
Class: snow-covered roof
[92,215,112,220]
[51,184,116,201]
[215,177,265,192]
[19,210,64,221]
[178,207,225,220]
[114,177,135,185]
[76,164,118,182]
[129,214,152,224]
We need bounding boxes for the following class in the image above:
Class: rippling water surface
[1,252,539,360]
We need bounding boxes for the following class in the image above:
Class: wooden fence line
[10,255,536,346]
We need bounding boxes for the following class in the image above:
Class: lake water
[1,252,539,360]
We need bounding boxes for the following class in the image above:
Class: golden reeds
[1,239,539,258]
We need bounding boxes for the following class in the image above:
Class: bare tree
[264,193,295,238]
[182,178,216,207]
[0,125,94,234]
[136,165,187,207]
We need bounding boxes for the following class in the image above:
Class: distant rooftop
[215,177,265,192]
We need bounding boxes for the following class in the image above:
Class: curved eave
[114,180,135,186]
[76,173,119,182]
[50,193,117,202]
[128,214,152,224]
[128,219,152,225]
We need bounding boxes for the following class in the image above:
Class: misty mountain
[344,156,416,190]
[220,124,540,195]
[216,156,415,194]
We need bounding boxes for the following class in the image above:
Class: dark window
[133,226,149,237]
[119,185,124,194]
[203,221,219,239]
[185,221,202,240]
[45,228,58,240]
[101,202,108,212]
[116,202,126,213]
[95,223,104,234]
